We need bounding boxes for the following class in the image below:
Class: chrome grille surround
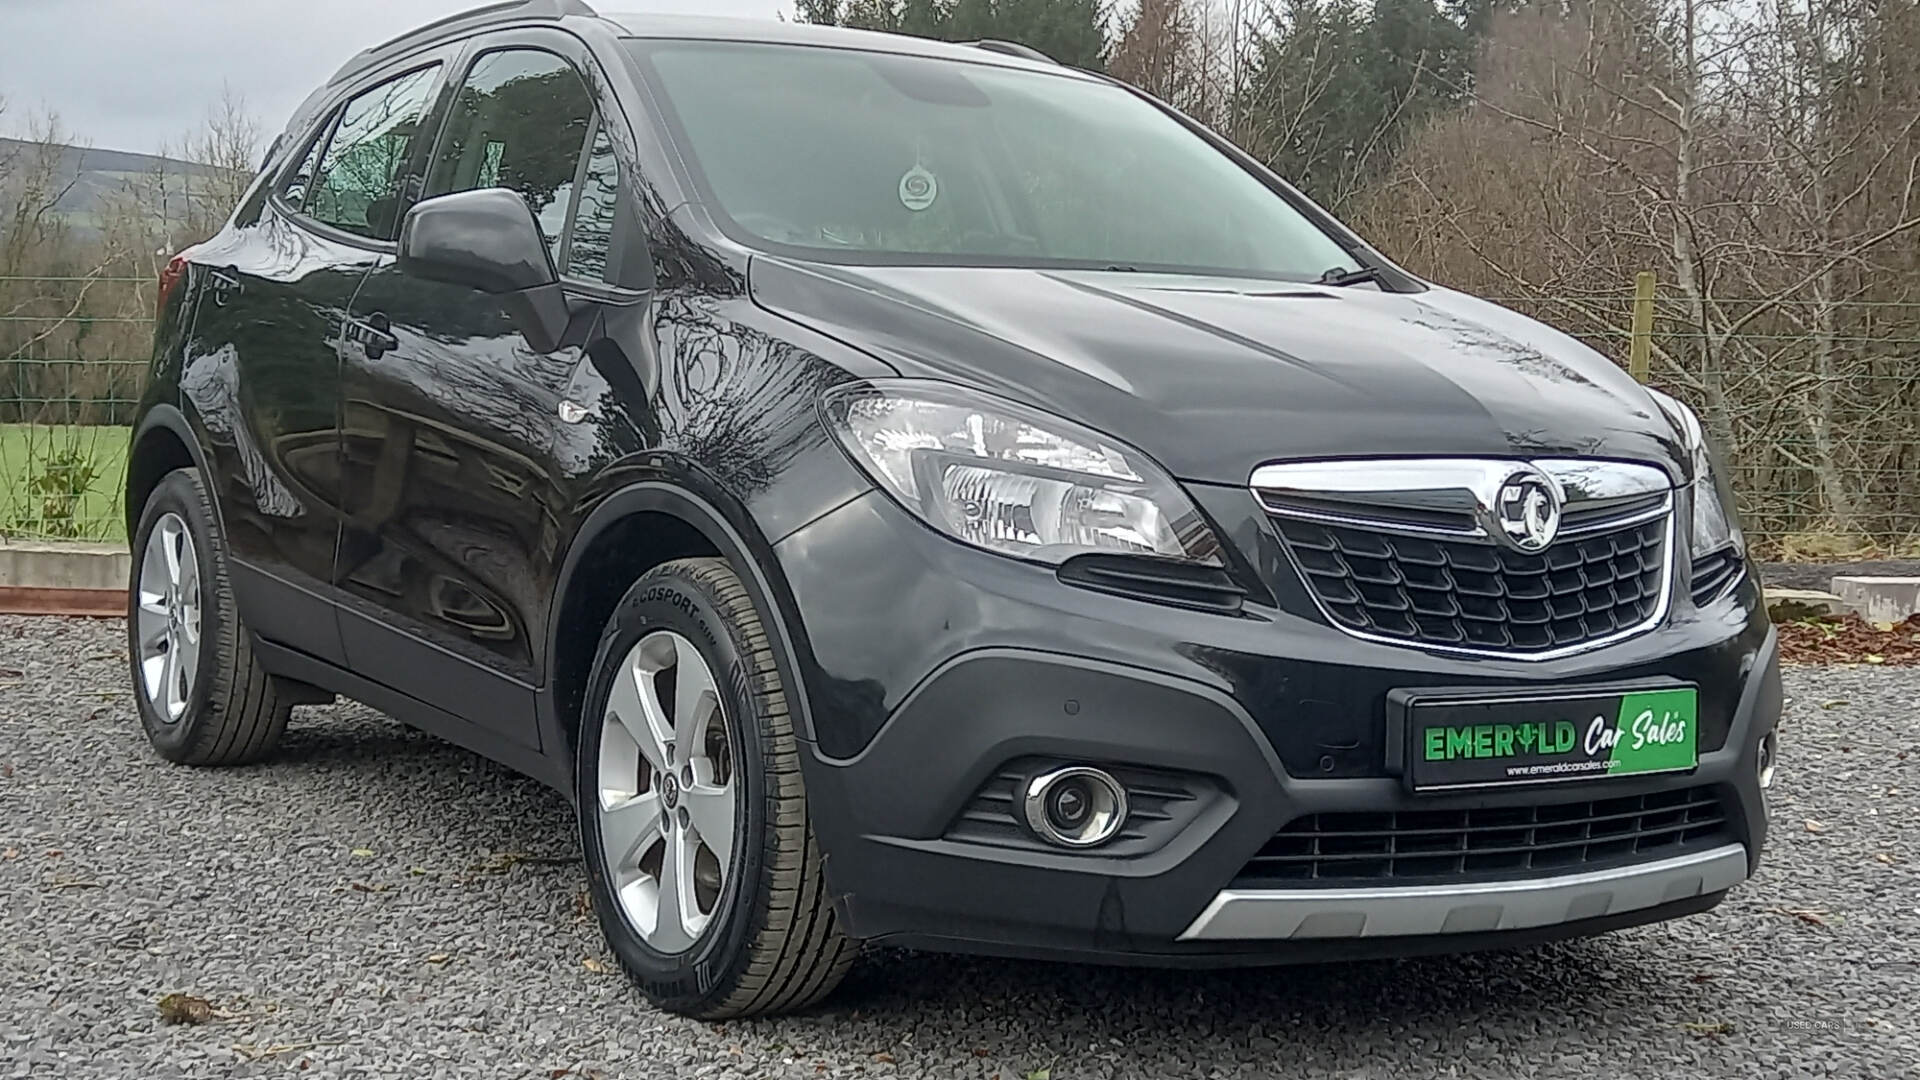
[1251,458,1677,660]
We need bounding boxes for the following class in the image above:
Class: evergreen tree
[992,0,1108,68]
[801,0,1107,70]
[1237,0,1470,208]
[794,0,842,23]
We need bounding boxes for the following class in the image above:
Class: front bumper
[775,490,1779,963]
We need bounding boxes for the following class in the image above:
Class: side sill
[252,637,571,794]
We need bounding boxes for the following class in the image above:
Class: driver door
[333,30,627,746]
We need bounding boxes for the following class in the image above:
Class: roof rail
[329,0,598,86]
[970,40,1058,64]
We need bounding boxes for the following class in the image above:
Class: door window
[426,48,598,270]
[302,65,442,240]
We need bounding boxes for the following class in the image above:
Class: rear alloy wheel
[578,557,854,1018]
[128,468,290,765]
[135,512,202,723]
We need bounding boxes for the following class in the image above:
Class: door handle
[209,268,243,306]
[350,312,399,359]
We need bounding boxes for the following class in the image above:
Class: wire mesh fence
[1,275,152,541]
[1,275,1916,553]
[1485,289,1920,559]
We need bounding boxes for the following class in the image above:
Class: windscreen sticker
[899,164,938,211]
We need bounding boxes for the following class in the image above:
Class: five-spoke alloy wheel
[128,468,290,765]
[135,512,203,723]
[596,629,738,954]
[577,557,854,1018]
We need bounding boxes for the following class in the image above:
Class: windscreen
[633,40,1359,280]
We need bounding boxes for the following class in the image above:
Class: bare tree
[1353,0,1920,544]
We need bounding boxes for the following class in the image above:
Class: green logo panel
[1606,689,1698,775]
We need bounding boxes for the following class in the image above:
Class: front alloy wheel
[596,630,738,953]
[577,557,854,1018]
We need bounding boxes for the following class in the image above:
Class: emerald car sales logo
[1418,688,1699,781]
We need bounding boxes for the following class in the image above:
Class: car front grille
[1236,786,1733,887]
[1274,516,1669,653]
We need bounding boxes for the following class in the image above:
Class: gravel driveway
[3,615,1916,1079]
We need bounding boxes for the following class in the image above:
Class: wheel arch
[540,482,822,775]
[125,404,211,539]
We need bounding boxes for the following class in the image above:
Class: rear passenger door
[334,29,627,745]
[183,58,448,666]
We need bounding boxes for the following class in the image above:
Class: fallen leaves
[1875,852,1899,865]
[234,1040,336,1062]
[424,952,453,966]
[1805,819,1826,833]
[157,993,215,1025]
[1778,613,1920,665]
[468,851,577,876]
[1681,1020,1735,1038]
[581,957,610,975]
[1768,906,1832,927]
[349,848,375,858]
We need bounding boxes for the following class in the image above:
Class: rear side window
[282,126,330,209]
[302,65,442,240]
[426,48,598,271]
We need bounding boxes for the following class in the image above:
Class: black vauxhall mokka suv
[125,0,1780,1018]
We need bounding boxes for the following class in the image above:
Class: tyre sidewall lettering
[577,566,769,1008]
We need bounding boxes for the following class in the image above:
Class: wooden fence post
[1628,271,1656,383]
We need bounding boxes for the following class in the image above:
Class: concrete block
[1764,586,1846,622]
[0,540,131,591]
[1831,576,1920,625]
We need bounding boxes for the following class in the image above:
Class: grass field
[0,423,131,542]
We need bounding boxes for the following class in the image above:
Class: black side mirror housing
[397,188,569,353]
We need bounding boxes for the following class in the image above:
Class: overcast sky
[0,0,793,155]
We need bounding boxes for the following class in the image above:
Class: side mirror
[397,188,569,353]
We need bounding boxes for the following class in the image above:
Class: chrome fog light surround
[1023,766,1129,848]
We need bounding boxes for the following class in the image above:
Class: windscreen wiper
[1318,265,1386,287]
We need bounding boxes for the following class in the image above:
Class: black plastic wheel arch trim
[538,479,826,772]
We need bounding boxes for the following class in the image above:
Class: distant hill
[0,139,232,233]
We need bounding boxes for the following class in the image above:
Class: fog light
[1758,730,1777,790]
[1023,766,1128,848]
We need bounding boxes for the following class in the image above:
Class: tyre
[128,468,291,765]
[577,557,855,1018]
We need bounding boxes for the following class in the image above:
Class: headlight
[1647,389,1743,556]
[822,380,1224,566]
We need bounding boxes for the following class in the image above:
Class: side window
[563,124,619,281]
[426,48,596,269]
[305,65,442,239]
[282,120,332,209]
